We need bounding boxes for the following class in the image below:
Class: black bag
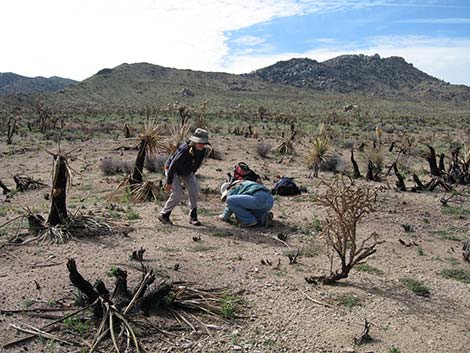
[272,176,301,196]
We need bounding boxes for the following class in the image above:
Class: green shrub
[355,263,384,275]
[399,277,431,297]
[440,268,470,283]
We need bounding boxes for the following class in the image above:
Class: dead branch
[354,319,372,345]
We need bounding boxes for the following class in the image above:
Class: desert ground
[0,118,469,353]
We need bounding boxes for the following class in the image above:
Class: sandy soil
[0,132,469,353]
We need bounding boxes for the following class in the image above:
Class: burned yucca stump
[13,175,47,192]
[350,148,361,179]
[48,155,70,226]
[113,120,167,202]
[23,153,117,243]
[123,123,132,138]
[463,239,470,263]
[0,179,11,195]
[63,259,242,352]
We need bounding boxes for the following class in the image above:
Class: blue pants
[226,191,274,226]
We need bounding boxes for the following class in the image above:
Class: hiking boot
[189,218,202,226]
[240,220,258,228]
[158,212,173,225]
[189,208,201,226]
[264,212,274,228]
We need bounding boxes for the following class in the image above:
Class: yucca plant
[166,122,191,155]
[112,120,166,203]
[306,136,330,178]
[131,120,166,185]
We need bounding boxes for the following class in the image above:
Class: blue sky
[1,0,469,85]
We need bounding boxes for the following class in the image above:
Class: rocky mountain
[246,54,470,100]
[0,73,77,95]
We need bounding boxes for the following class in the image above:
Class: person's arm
[166,145,187,184]
[192,148,206,172]
[221,205,233,220]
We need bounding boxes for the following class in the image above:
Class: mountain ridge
[0,72,77,96]
[1,54,469,113]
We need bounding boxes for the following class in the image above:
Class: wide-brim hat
[189,128,210,144]
[220,180,242,201]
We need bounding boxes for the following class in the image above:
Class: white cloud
[231,35,266,46]
[0,0,311,80]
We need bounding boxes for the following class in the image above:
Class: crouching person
[218,180,274,228]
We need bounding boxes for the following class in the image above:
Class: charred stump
[366,161,380,181]
[425,145,441,177]
[393,163,406,191]
[28,214,47,234]
[13,175,46,191]
[0,179,11,195]
[67,259,104,317]
[139,282,171,315]
[48,155,68,226]
[463,239,470,263]
[123,123,131,138]
[130,140,148,185]
[412,173,425,191]
[351,148,361,179]
[439,153,446,174]
[7,116,17,145]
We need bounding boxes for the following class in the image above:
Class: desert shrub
[144,154,167,173]
[319,153,343,173]
[256,142,272,158]
[399,277,431,297]
[305,177,381,285]
[99,157,133,175]
[440,268,470,283]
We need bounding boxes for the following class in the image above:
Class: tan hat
[189,128,210,144]
[220,180,242,201]
[220,182,230,201]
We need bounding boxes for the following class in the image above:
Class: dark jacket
[166,142,206,184]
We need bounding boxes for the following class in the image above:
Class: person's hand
[164,183,173,194]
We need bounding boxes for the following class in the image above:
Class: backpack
[272,176,301,196]
[232,162,260,182]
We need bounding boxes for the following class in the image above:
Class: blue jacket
[222,181,272,219]
[166,142,206,184]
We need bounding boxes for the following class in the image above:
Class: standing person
[158,128,210,226]
[218,180,274,228]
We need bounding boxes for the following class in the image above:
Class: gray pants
[160,173,199,215]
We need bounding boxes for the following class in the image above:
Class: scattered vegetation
[399,277,431,297]
[440,268,470,283]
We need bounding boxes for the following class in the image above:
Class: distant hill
[245,54,470,100]
[0,73,77,95]
[38,63,310,112]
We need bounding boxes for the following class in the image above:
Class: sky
[1,0,469,85]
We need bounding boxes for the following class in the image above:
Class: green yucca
[306,136,330,177]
